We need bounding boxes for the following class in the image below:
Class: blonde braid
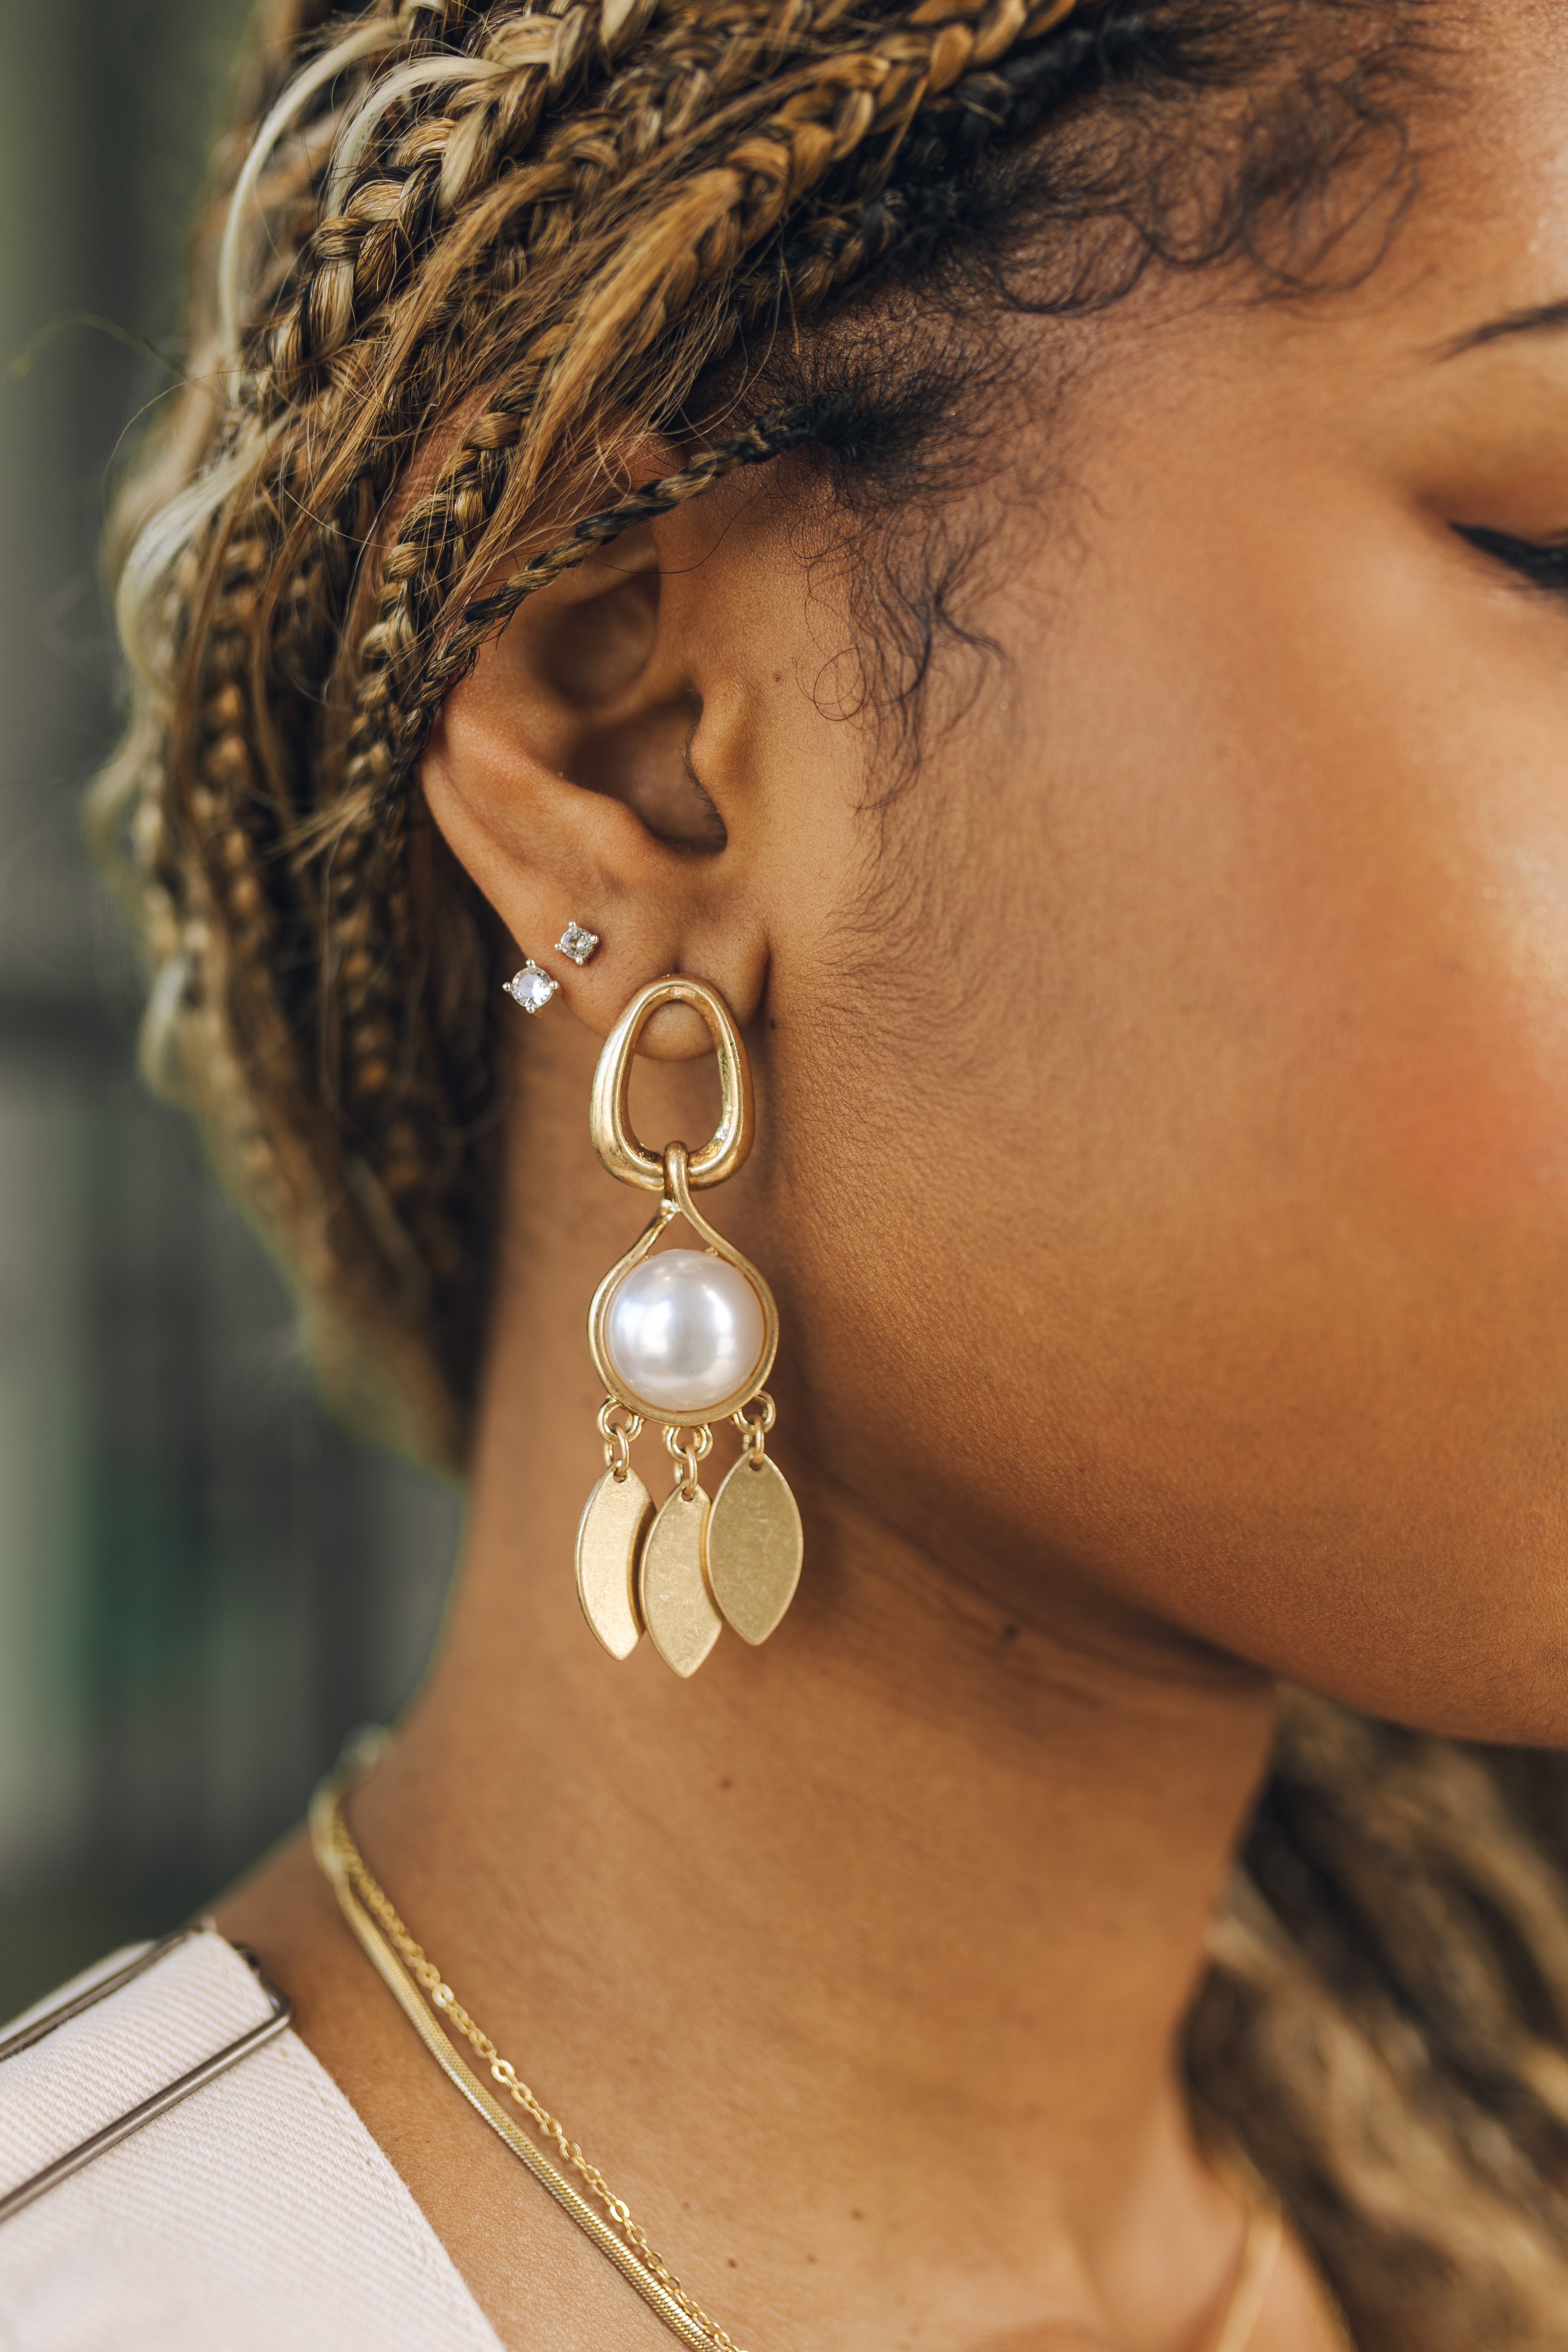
[1191,1692,1568,2348]
[315,0,1082,830]
[171,2,1089,1333]
[108,0,1437,1432]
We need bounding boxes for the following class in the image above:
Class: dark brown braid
[100,4,1568,2341]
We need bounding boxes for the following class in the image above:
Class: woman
[5,0,1568,2344]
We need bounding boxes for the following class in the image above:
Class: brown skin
[220,25,1568,2351]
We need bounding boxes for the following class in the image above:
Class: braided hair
[101,3,1568,2342]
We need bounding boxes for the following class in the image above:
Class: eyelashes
[1455,522,1568,594]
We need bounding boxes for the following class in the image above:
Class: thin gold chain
[309,1764,1329,2352]
[312,1777,747,2352]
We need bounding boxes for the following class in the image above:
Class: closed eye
[1455,523,1568,594]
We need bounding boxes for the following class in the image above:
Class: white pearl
[605,1250,765,1417]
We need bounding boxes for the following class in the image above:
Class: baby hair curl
[99,2,1568,2342]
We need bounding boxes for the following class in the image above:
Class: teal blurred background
[0,0,460,2016]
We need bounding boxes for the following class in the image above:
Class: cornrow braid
[103,11,1568,2342]
[319,405,823,1294]
[134,0,1114,1439]
[350,403,825,809]
[100,0,1431,1476]
[271,0,1115,1074]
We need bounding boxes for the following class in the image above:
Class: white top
[0,1927,503,2351]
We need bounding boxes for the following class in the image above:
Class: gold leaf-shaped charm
[575,1468,652,1660]
[639,1484,721,1678]
[707,1454,803,1646]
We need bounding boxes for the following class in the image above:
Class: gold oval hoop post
[589,976,754,1194]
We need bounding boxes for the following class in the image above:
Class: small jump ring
[597,1400,643,1445]
[597,1399,643,1479]
[730,1392,776,1439]
[662,1423,714,1466]
[663,1421,712,1498]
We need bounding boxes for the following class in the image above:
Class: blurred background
[0,0,460,2016]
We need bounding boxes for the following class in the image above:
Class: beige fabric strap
[0,1927,291,2225]
[0,1926,503,2352]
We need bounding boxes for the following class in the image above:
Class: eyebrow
[1437,297,1568,361]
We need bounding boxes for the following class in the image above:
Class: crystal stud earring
[556,920,600,966]
[505,960,558,1014]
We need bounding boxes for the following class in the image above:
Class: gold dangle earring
[574,976,802,1678]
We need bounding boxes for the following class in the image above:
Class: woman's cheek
[1363,1019,1568,1214]
[1310,864,1568,1225]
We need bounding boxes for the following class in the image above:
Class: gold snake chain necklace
[310,1759,1334,2352]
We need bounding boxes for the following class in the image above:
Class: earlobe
[420,513,765,1053]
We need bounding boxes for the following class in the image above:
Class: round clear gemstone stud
[555,920,600,965]
[505,961,558,1014]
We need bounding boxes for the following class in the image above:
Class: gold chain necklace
[309,1763,1292,2352]
[310,1767,742,2351]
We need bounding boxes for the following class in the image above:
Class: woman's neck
[223,1023,1288,2347]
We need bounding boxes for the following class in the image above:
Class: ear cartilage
[556,921,600,966]
[505,961,558,1014]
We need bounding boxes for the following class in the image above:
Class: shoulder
[0,1926,499,2352]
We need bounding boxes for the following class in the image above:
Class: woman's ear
[420,492,769,1060]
